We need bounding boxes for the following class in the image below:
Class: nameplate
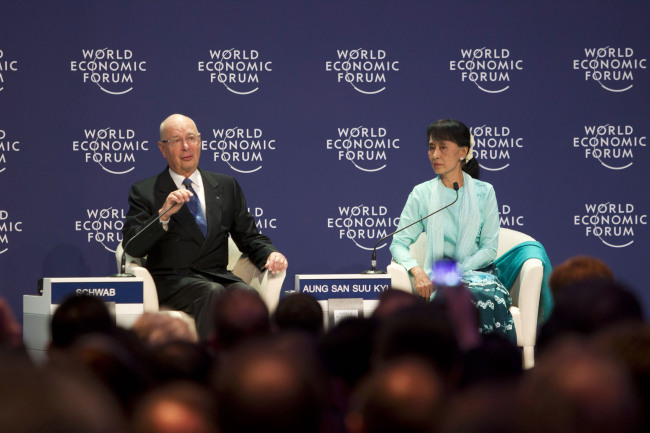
[51,280,143,304]
[295,274,392,301]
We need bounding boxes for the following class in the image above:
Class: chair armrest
[508,257,543,347]
[125,264,160,313]
[232,256,284,313]
[259,271,285,313]
[386,261,414,293]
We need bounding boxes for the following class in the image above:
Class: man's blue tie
[182,178,208,238]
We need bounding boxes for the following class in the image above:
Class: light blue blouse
[390,177,500,277]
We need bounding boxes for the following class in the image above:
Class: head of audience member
[320,316,379,390]
[49,293,115,350]
[549,255,615,296]
[150,340,213,385]
[214,334,327,433]
[0,347,126,433]
[0,296,22,349]
[372,289,420,321]
[209,287,271,354]
[592,323,650,433]
[427,118,480,179]
[537,279,644,351]
[132,312,197,347]
[457,333,522,390]
[429,279,482,352]
[65,329,156,416]
[373,303,460,383]
[158,114,201,177]
[442,384,522,433]
[518,337,642,433]
[132,381,218,433]
[346,357,445,433]
[272,292,324,335]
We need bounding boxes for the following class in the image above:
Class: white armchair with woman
[389,119,516,343]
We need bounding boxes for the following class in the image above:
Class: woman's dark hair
[427,118,480,179]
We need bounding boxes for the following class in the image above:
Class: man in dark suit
[122,114,288,339]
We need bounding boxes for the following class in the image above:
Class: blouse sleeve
[389,187,427,272]
[458,184,500,272]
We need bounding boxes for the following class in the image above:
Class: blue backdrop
[1,0,648,322]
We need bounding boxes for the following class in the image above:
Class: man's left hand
[265,252,288,274]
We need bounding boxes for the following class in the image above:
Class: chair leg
[522,345,535,369]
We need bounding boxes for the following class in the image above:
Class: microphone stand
[362,182,459,274]
[112,203,177,277]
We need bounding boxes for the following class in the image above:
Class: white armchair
[386,227,543,369]
[115,237,286,331]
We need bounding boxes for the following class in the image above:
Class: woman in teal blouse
[389,119,515,342]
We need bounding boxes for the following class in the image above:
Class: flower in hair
[465,134,475,162]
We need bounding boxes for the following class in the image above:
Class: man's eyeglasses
[161,134,201,147]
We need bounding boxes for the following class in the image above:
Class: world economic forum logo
[70,48,147,95]
[0,49,19,93]
[325,49,400,94]
[0,209,23,255]
[470,124,523,171]
[450,48,523,93]
[325,126,400,172]
[248,207,279,234]
[327,204,399,251]
[75,207,125,253]
[573,124,646,170]
[499,204,525,227]
[202,127,277,174]
[0,128,20,174]
[197,49,272,95]
[573,47,646,92]
[574,202,647,248]
[72,126,150,175]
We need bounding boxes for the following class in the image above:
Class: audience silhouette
[0,255,648,433]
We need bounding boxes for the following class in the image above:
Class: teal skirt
[431,265,517,344]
